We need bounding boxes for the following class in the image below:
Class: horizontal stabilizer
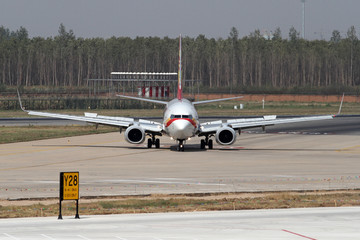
[117,94,168,105]
[193,96,243,105]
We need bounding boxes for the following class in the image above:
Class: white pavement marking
[77,235,91,240]
[40,234,56,240]
[3,233,19,240]
[95,179,227,186]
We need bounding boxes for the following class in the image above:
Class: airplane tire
[147,138,153,148]
[155,139,160,148]
[208,139,213,149]
[178,144,185,152]
[200,139,206,149]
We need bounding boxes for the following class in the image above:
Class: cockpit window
[170,114,193,119]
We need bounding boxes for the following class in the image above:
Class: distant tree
[249,29,261,39]
[0,25,11,41]
[15,26,28,41]
[229,27,238,40]
[346,26,358,86]
[289,26,300,41]
[273,27,282,40]
[58,23,75,41]
[229,27,239,88]
[346,25,358,41]
[330,30,341,44]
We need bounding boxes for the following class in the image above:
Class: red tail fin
[177,35,182,100]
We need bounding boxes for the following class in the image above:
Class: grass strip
[1,191,359,218]
[0,125,117,144]
[1,101,359,118]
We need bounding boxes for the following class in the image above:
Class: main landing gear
[200,135,213,150]
[147,135,160,148]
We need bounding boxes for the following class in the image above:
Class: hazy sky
[0,0,359,40]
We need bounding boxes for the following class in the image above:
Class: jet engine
[215,127,237,145]
[124,125,145,144]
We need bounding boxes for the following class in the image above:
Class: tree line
[0,24,359,93]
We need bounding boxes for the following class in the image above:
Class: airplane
[18,35,335,151]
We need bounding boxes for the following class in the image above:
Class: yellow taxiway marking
[337,145,360,154]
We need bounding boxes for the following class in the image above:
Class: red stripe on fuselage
[165,118,197,128]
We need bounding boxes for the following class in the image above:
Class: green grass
[0,125,117,144]
[1,100,359,118]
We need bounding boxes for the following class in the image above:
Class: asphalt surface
[1,116,360,199]
[0,207,359,240]
[1,116,360,239]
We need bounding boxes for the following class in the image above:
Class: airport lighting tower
[301,0,306,39]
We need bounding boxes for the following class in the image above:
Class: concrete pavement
[0,207,359,240]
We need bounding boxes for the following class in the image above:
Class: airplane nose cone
[171,119,195,140]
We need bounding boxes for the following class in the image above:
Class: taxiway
[1,117,360,199]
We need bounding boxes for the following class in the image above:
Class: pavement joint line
[0,139,125,157]
[0,148,167,171]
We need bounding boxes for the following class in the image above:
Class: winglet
[17,89,27,112]
[337,92,345,116]
[177,34,182,100]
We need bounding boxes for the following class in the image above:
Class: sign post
[58,172,80,219]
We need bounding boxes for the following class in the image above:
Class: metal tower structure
[301,0,306,39]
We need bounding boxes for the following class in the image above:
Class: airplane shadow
[216,148,336,152]
[33,144,148,150]
[33,144,336,153]
[34,143,208,152]
[169,144,206,152]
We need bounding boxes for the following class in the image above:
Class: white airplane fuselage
[163,99,199,141]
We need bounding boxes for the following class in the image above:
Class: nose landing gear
[177,140,185,151]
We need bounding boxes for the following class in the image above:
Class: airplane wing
[200,115,334,134]
[25,110,163,133]
[17,91,162,133]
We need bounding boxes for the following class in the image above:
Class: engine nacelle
[124,125,145,144]
[215,127,237,145]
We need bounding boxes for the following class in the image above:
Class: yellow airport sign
[59,171,80,219]
[61,172,79,200]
